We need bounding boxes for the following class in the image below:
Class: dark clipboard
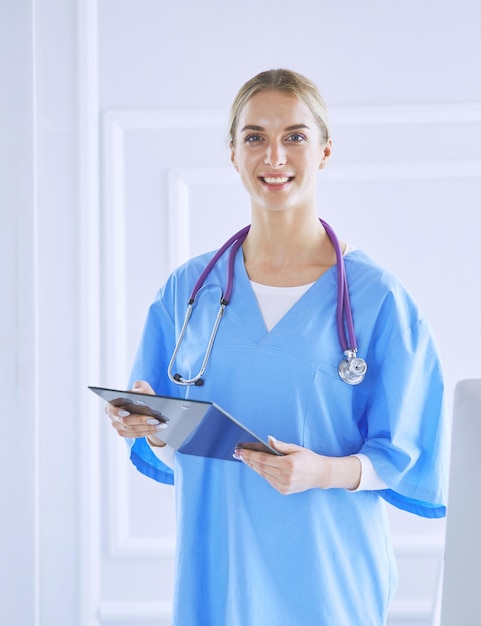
[89,386,281,461]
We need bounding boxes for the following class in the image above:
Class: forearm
[146,435,176,469]
[322,454,362,490]
[146,434,166,447]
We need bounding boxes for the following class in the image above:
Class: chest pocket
[303,363,366,456]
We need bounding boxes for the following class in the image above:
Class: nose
[264,141,287,168]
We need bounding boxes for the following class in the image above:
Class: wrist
[324,455,362,490]
[146,434,167,448]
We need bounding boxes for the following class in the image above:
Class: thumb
[132,379,155,395]
[267,435,300,455]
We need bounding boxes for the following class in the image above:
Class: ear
[230,146,239,171]
[319,138,332,170]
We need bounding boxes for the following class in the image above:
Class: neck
[242,213,340,286]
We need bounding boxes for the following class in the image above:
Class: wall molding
[108,440,176,559]
[98,599,434,625]
[102,115,131,383]
[330,102,481,125]
[78,1,102,625]
[392,532,444,553]
[167,167,240,268]
[388,601,432,623]
[104,102,481,129]
[323,158,481,180]
[99,601,172,624]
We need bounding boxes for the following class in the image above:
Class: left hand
[234,437,332,495]
[105,380,168,444]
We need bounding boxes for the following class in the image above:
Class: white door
[3,1,480,625]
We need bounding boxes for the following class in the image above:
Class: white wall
[1,1,480,624]
[1,0,84,624]
[1,2,37,624]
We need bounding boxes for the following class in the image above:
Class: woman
[106,69,449,625]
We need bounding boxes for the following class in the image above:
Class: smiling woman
[104,69,449,626]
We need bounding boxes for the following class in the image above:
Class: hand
[234,437,361,494]
[104,380,168,446]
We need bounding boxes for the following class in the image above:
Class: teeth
[263,176,290,184]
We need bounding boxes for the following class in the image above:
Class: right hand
[104,380,168,447]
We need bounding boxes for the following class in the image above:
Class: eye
[286,133,306,142]
[244,134,264,143]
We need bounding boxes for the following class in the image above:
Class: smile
[260,176,293,185]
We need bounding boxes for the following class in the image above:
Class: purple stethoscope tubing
[167,228,250,386]
[320,219,356,353]
[189,226,250,305]
[167,219,367,386]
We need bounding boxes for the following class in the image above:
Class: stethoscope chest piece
[338,350,368,385]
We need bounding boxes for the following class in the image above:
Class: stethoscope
[167,219,367,387]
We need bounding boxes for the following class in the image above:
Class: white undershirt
[250,281,314,332]
[149,243,388,491]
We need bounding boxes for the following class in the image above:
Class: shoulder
[169,250,217,283]
[345,249,415,304]
[345,249,428,336]
[345,249,398,287]
[155,250,220,306]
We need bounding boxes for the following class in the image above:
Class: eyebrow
[240,124,310,132]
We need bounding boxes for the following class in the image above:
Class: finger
[132,380,155,395]
[242,452,302,494]
[104,402,132,421]
[235,442,299,484]
[241,441,299,477]
[111,417,168,439]
[107,405,168,437]
[267,436,301,455]
[116,413,168,432]
[236,449,286,479]
[240,456,292,493]
[236,437,298,466]
[104,402,118,418]
[110,418,133,437]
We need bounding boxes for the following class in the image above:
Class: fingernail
[268,435,277,444]
[133,381,142,390]
[155,423,168,430]
[233,449,243,460]
[146,418,159,425]
[118,410,130,417]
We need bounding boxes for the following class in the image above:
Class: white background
[1,1,480,625]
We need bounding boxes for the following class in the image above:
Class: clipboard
[88,386,281,461]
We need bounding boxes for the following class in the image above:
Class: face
[230,90,331,215]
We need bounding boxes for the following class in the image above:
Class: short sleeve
[359,317,450,518]
[126,291,179,485]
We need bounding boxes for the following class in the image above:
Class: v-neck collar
[231,247,339,340]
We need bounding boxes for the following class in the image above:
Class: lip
[259,175,294,187]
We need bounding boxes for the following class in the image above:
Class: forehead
[237,90,316,130]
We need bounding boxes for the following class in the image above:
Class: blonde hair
[228,68,330,147]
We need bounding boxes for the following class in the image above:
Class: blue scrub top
[128,246,449,626]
